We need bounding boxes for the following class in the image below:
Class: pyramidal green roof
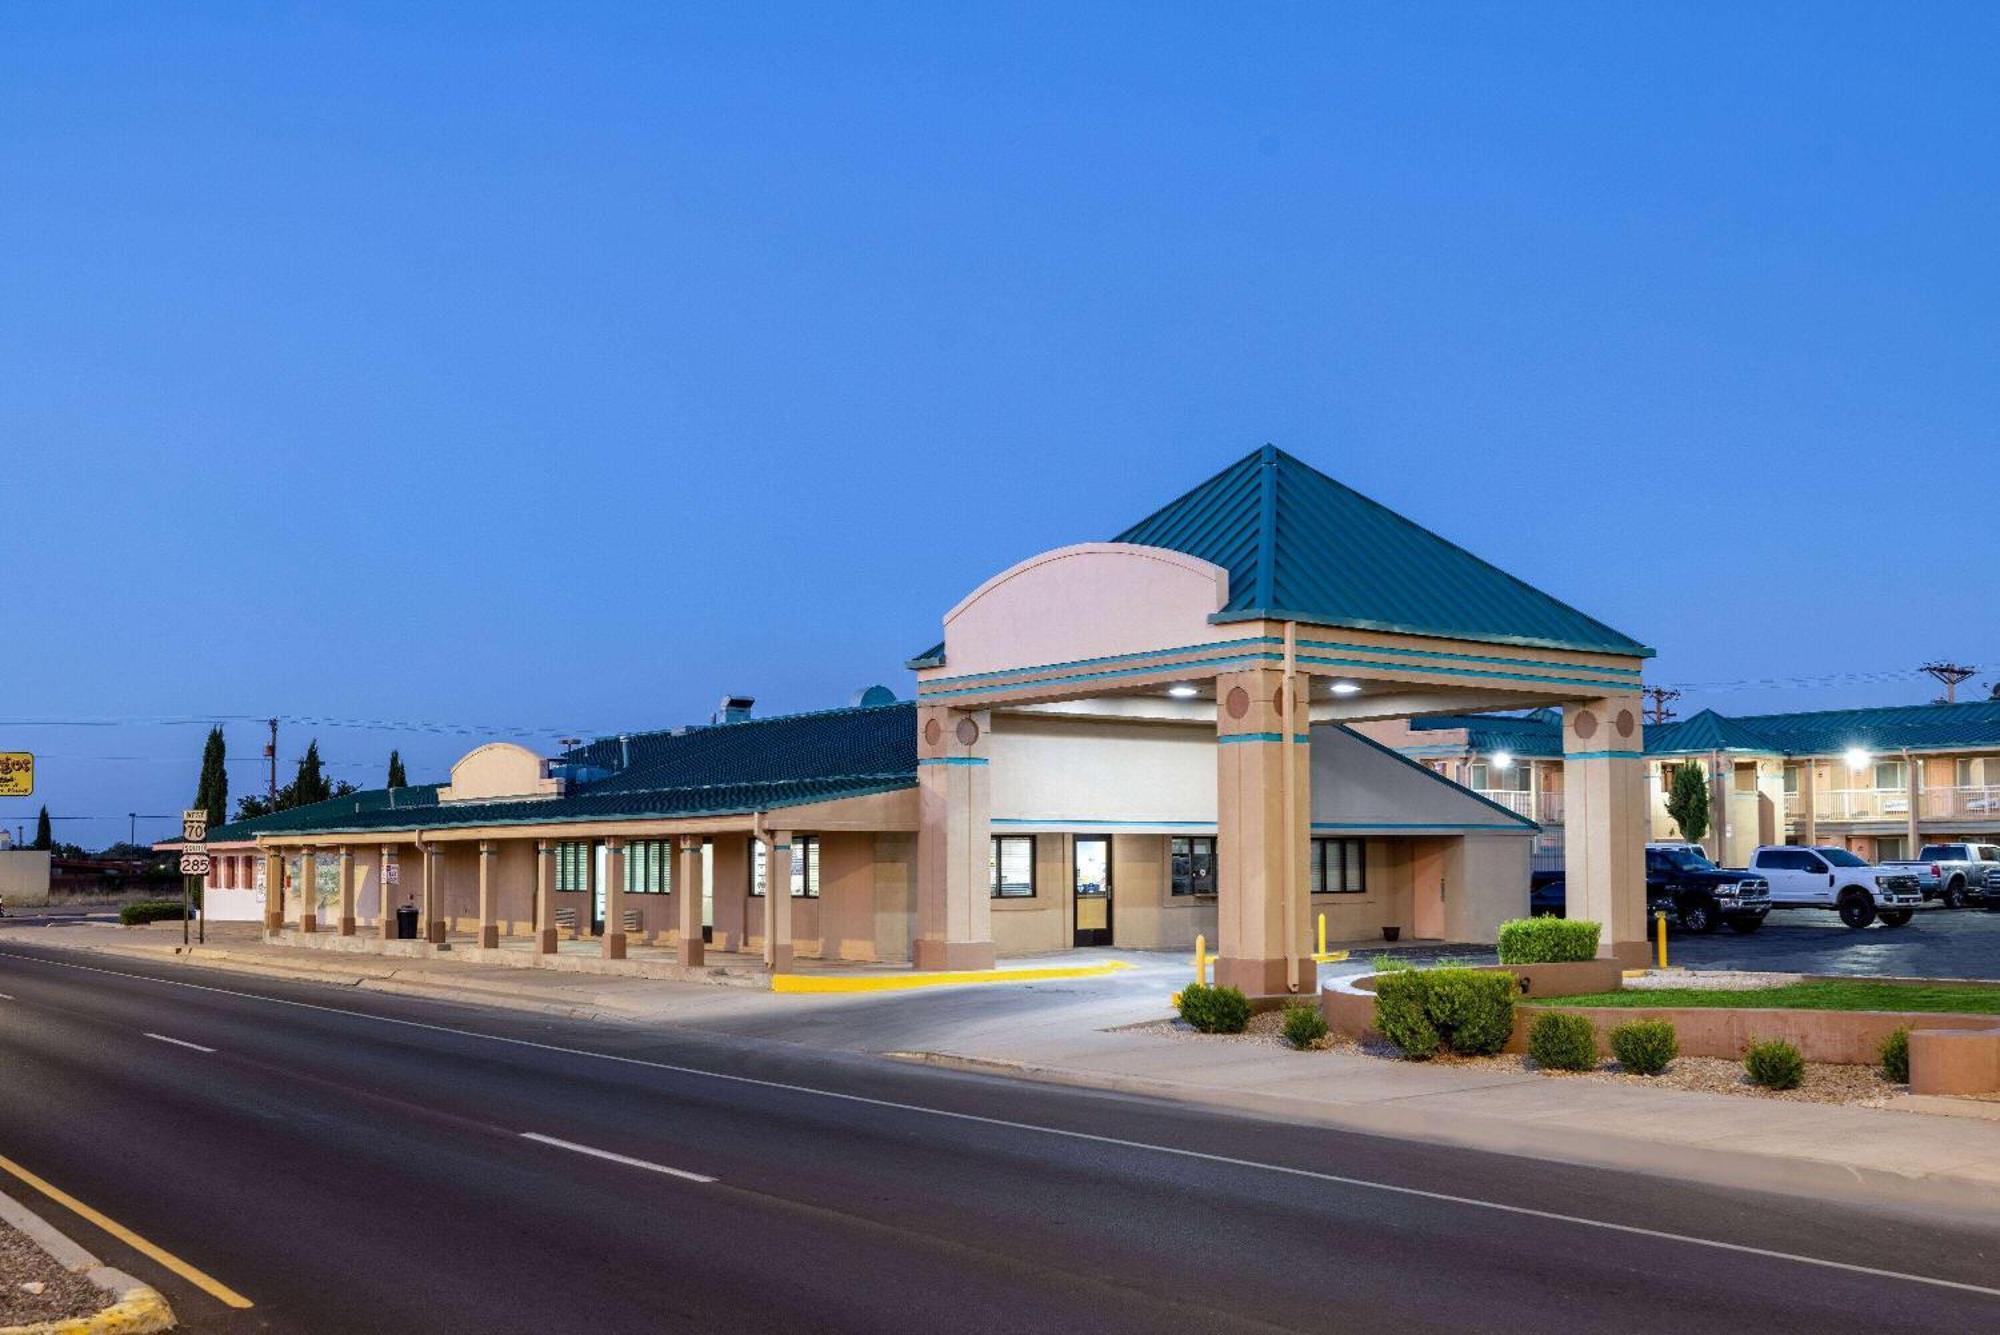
[1644,708,1783,755]
[1112,445,1652,658]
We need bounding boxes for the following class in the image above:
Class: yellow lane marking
[772,960,1134,994]
[0,1151,254,1309]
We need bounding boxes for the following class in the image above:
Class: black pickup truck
[1531,846,1772,933]
[1644,844,1770,933]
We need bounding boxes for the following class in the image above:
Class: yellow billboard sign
[0,753,31,797]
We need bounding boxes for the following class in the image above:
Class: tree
[386,750,407,789]
[32,806,51,850]
[230,739,353,821]
[194,726,228,830]
[1665,762,1711,843]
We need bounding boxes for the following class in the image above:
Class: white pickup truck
[1747,846,1925,929]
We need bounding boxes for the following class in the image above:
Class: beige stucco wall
[988,713,1216,827]
[1441,833,1531,943]
[0,851,51,907]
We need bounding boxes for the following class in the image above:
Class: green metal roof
[1113,445,1652,657]
[1404,699,2000,761]
[208,703,919,841]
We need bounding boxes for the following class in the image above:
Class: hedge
[1879,1028,1911,1084]
[1281,1000,1329,1050]
[1609,1019,1678,1076]
[1374,967,1516,1059]
[1527,1011,1597,1071]
[1177,983,1252,1034]
[120,899,190,926]
[1744,1038,1805,1091]
[1497,917,1601,965]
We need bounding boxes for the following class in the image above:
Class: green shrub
[1374,967,1516,1059]
[1177,983,1252,1034]
[1527,1011,1598,1071]
[119,899,188,926]
[1369,954,1416,972]
[1497,917,1601,965]
[1609,1019,1678,1076]
[1879,1027,1911,1084]
[1281,1000,1329,1049]
[1743,1038,1805,1090]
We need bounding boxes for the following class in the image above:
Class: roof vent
[713,696,756,725]
[618,734,631,769]
[851,684,898,708]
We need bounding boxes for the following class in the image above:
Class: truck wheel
[1680,896,1719,934]
[1880,909,1914,927]
[1837,891,1877,929]
[1942,880,1964,910]
[1726,917,1763,934]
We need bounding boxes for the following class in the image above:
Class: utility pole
[266,717,279,803]
[1642,685,1682,725]
[1921,662,1977,703]
[127,812,136,846]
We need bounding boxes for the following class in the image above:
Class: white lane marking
[520,1132,715,1183]
[8,948,1999,1303]
[0,992,13,1000]
[143,1032,216,1053]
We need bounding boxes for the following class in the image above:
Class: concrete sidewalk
[892,1023,2000,1219]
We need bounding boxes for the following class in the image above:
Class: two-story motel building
[189,447,1660,989]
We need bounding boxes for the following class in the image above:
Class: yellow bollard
[1317,913,1327,958]
[1655,910,1668,969]
[1194,933,1208,987]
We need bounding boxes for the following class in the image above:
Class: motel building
[1364,700,2000,869]
[180,447,1660,990]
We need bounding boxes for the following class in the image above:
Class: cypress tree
[293,741,332,807]
[1665,762,1711,843]
[194,726,229,829]
[32,806,52,850]
[387,750,407,789]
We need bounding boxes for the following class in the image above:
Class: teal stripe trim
[1310,821,1530,831]
[1217,732,1310,744]
[917,757,989,766]
[1296,635,1639,681]
[919,652,1277,699]
[1565,749,1644,760]
[917,636,1279,689]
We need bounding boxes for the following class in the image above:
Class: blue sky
[4,4,1996,846]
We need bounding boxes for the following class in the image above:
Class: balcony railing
[1919,786,2000,822]
[1810,788,1912,822]
[1468,788,1564,823]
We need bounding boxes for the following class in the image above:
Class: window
[624,839,671,893]
[747,838,817,896]
[1468,762,1528,792]
[1733,763,1757,794]
[1311,838,1367,894]
[1782,765,1800,794]
[555,841,594,893]
[1169,836,1216,896]
[990,835,1035,898]
[1873,760,1906,791]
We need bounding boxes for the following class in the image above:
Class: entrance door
[1073,835,1112,947]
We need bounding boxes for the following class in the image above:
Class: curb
[772,961,1134,994]
[0,1189,172,1335]
[886,1049,2000,1224]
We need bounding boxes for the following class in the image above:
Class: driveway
[1670,903,2000,979]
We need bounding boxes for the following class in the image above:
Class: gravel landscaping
[0,1218,107,1327]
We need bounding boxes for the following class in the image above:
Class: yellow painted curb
[772,960,1135,993]
[1312,950,1350,964]
[1,1287,175,1335]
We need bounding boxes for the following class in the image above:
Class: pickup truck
[1881,843,2000,909]
[1643,844,1771,933]
[1748,846,1924,929]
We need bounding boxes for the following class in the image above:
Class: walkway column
[297,846,318,933]
[534,840,557,954]
[1905,754,1921,856]
[1213,666,1313,995]
[764,832,794,973]
[377,846,398,940]
[1562,695,1649,965]
[1704,752,1728,863]
[602,838,627,960]
[424,845,446,945]
[337,846,357,936]
[676,835,705,966]
[914,705,996,970]
[476,841,499,948]
[1801,758,1819,846]
[262,849,285,934]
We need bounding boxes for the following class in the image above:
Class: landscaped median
[0,1188,172,1335]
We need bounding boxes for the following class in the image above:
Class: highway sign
[182,809,209,843]
[180,851,212,877]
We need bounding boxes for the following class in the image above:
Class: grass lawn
[1528,979,2000,1014]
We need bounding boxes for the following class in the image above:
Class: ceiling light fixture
[1167,684,1200,699]
[1329,681,1361,696]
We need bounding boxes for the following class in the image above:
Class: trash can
[395,905,420,940]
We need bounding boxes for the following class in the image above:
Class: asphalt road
[0,942,1995,1334]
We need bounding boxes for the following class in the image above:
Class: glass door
[1073,835,1112,947]
[592,843,609,935]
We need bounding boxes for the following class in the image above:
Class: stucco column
[337,846,357,936]
[764,833,794,973]
[1801,759,1819,846]
[602,838,627,960]
[534,840,557,954]
[424,845,446,945]
[676,835,705,967]
[1561,696,1648,965]
[297,846,318,932]
[1704,752,1728,864]
[1213,667,1314,996]
[1905,754,1921,855]
[377,847,398,940]
[476,841,499,948]
[262,850,285,934]
[913,705,996,971]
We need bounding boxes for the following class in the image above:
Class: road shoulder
[0,1188,172,1335]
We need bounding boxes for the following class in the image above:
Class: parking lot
[1669,902,2000,979]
